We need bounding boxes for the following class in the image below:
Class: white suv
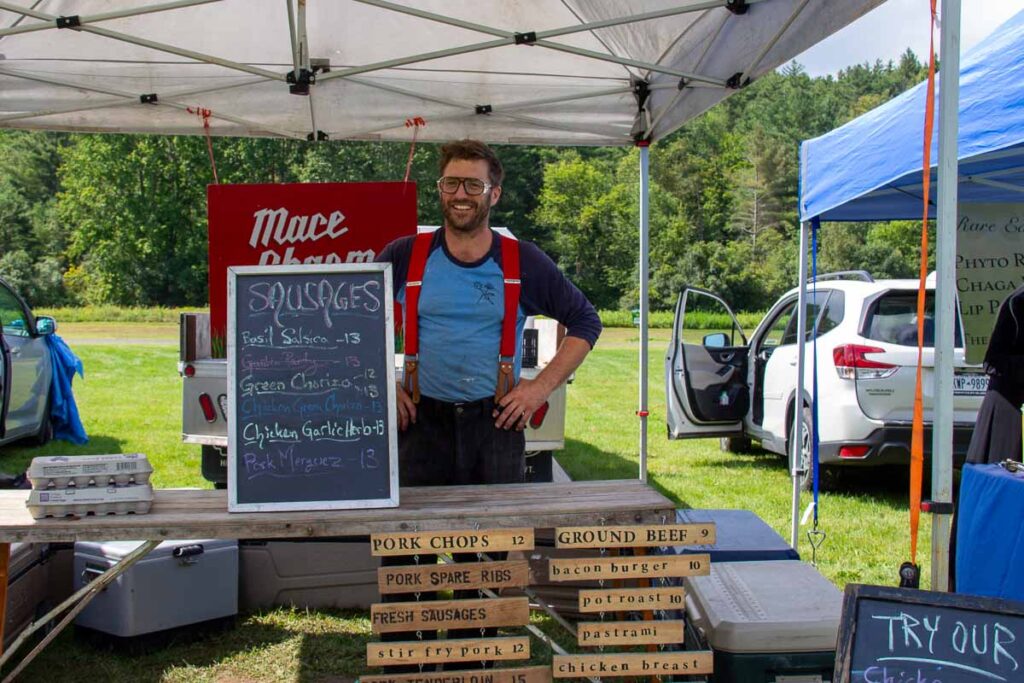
[665,273,985,488]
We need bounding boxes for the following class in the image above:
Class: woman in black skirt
[966,285,1024,464]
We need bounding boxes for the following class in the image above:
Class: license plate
[953,372,989,396]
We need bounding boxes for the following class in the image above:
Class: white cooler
[684,560,841,682]
[74,539,238,637]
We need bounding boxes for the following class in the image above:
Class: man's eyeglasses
[436,176,492,196]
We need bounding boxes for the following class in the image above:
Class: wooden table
[0,480,674,680]
[0,480,674,542]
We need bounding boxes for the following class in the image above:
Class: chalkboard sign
[227,264,398,512]
[835,584,1024,683]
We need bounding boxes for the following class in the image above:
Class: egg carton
[26,484,154,520]
[28,453,153,489]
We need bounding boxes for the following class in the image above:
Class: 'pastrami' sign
[208,182,417,339]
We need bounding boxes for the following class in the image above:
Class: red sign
[207,182,417,339]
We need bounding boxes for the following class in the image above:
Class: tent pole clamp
[475,104,493,115]
[306,130,329,141]
[726,72,750,89]
[55,15,81,29]
[726,0,749,15]
[139,94,158,105]
[514,32,537,45]
[287,68,314,96]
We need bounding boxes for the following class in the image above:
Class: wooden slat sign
[552,652,713,678]
[578,587,686,613]
[361,665,551,683]
[554,524,715,548]
[577,619,685,646]
[371,529,534,556]
[549,554,709,581]
[378,560,530,594]
[371,597,529,633]
[368,637,530,666]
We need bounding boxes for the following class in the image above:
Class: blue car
[0,278,56,447]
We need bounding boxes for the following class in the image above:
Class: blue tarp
[45,334,87,445]
[800,9,1024,222]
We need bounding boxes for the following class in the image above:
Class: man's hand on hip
[396,382,417,431]
[494,377,548,431]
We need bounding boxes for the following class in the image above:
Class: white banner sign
[956,203,1024,364]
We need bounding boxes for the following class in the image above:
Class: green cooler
[684,560,841,682]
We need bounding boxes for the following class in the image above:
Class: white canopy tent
[0,0,883,483]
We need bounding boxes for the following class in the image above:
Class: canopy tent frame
[1,0,886,498]
[793,0,965,591]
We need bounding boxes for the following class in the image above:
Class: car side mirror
[35,316,57,336]
[702,332,728,348]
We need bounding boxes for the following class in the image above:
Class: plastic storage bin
[684,560,841,682]
[239,539,379,610]
[672,509,799,562]
[74,539,238,637]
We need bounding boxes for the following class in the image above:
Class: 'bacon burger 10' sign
[207,182,417,341]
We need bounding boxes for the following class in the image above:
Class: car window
[0,284,30,338]
[777,291,836,346]
[761,300,797,348]
[863,291,963,347]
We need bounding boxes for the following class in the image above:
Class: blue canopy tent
[800,8,1024,221]
[796,3,1024,591]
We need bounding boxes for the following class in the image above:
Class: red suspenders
[402,231,521,403]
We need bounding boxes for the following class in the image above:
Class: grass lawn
[0,325,929,682]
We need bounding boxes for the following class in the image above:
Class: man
[377,139,601,487]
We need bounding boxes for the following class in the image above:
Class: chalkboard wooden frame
[834,583,1024,682]
[226,263,399,513]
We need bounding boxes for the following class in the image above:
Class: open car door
[665,287,749,438]
[0,329,9,440]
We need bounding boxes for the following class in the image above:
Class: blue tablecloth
[957,463,1024,601]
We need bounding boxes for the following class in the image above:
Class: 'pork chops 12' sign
[208,182,417,340]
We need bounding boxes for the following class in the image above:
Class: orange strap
[910,0,939,566]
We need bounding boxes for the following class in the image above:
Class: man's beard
[442,197,491,234]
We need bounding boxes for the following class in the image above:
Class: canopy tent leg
[791,220,811,550]
[931,0,962,593]
[638,143,650,482]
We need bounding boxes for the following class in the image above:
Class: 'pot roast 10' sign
[208,182,417,341]
[227,264,398,512]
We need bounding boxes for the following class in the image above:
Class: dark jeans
[398,395,526,487]
[381,395,525,670]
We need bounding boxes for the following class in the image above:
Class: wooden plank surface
[370,597,529,633]
[552,652,713,678]
[367,637,529,666]
[548,554,710,582]
[361,665,551,683]
[371,529,534,556]
[554,523,715,548]
[577,619,685,646]
[0,480,674,542]
[578,586,686,612]
[378,560,530,594]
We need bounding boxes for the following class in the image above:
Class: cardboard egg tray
[28,453,153,489]
[26,484,154,519]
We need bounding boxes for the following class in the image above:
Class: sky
[794,0,1024,76]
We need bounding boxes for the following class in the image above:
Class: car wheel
[788,407,814,492]
[788,407,842,492]
[33,394,54,446]
[719,436,752,454]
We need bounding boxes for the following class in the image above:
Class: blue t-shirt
[377,230,601,403]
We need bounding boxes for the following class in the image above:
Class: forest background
[0,52,936,314]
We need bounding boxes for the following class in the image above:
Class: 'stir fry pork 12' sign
[207,182,417,340]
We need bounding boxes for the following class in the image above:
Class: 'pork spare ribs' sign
[208,182,416,341]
